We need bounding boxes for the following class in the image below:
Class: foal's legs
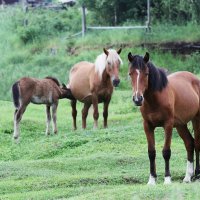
[176,125,194,182]
[144,121,156,185]
[46,105,51,135]
[71,100,77,130]
[92,95,99,128]
[103,97,111,128]
[163,122,173,184]
[13,104,28,140]
[52,102,58,134]
[82,102,91,129]
[192,118,200,177]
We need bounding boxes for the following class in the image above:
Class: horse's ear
[128,52,134,62]
[117,48,122,55]
[103,48,109,56]
[143,52,149,63]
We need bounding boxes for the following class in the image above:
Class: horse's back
[18,77,60,104]
[69,61,95,102]
[168,71,200,124]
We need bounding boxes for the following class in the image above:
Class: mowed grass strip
[0,91,200,199]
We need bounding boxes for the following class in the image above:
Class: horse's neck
[144,89,160,108]
[101,69,112,86]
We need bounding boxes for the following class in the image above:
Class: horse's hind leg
[52,102,58,134]
[176,125,194,182]
[13,105,28,140]
[82,102,91,129]
[46,105,51,135]
[71,100,77,130]
[192,118,200,177]
[103,97,111,128]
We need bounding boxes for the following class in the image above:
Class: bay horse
[128,52,200,185]
[12,76,74,140]
[68,48,122,129]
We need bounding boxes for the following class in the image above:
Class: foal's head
[128,52,150,106]
[103,48,122,87]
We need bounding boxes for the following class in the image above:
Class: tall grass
[0,6,200,101]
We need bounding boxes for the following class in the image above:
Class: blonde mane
[94,49,122,79]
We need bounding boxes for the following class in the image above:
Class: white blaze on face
[134,69,140,101]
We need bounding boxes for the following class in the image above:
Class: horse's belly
[31,95,52,105]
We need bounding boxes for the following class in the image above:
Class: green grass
[0,91,200,199]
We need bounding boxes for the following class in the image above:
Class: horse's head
[103,48,122,87]
[128,52,150,106]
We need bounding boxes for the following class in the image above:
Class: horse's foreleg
[82,103,91,129]
[144,121,156,185]
[92,95,99,129]
[71,100,77,130]
[13,105,27,140]
[46,105,51,135]
[52,102,58,134]
[103,97,111,128]
[192,119,200,178]
[163,122,173,184]
[176,125,194,183]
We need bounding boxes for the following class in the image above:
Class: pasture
[1,91,200,199]
[1,5,200,200]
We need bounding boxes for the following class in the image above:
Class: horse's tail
[12,81,20,109]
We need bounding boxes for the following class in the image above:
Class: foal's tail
[12,81,20,109]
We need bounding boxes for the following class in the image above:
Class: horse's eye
[108,62,111,65]
[128,72,132,76]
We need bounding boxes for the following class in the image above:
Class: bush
[14,7,82,44]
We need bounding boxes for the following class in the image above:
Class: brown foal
[12,76,74,140]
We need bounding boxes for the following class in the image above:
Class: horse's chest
[143,110,167,127]
[98,88,112,103]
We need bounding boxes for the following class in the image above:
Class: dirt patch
[67,41,200,55]
[139,41,200,55]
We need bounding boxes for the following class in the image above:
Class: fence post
[147,0,151,31]
[82,5,86,37]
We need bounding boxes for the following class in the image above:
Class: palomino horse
[68,48,122,129]
[128,52,200,185]
[12,76,74,140]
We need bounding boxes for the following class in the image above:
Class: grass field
[1,91,200,199]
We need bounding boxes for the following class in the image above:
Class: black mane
[45,76,60,86]
[131,55,168,91]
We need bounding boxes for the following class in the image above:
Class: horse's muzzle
[113,79,120,87]
[133,95,143,106]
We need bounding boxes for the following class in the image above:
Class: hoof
[164,176,172,185]
[45,132,50,136]
[147,175,156,185]
[191,174,200,182]
[183,176,191,183]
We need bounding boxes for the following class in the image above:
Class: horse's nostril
[113,79,120,87]
[139,96,143,102]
